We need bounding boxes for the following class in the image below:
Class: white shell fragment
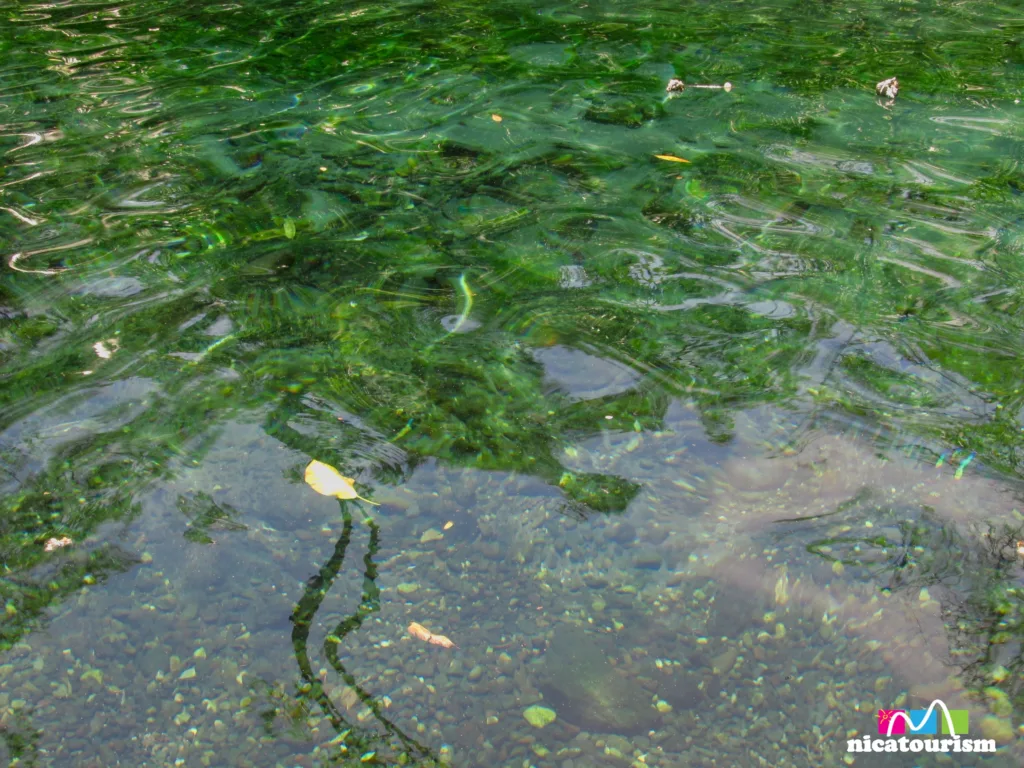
[875,77,899,101]
[43,536,73,552]
[666,78,732,93]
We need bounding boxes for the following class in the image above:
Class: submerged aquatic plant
[793,489,1024,717]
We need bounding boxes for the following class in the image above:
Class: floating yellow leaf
[491,114,502,122]
[443,521,454,530]
[654,154,690,163]
[304,460,379,505]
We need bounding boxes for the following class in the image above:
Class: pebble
[480,541,502,559]
[420,529,444,543]
[607,522,637,544]
[523,704,557,728]
[605,734,631,754]
[980,716,1015,743]
[632,552,663,570]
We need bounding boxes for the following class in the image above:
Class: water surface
[2,0,1024,765]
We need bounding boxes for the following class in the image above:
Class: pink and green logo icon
[851,700,993,754]
[878,707,969,736]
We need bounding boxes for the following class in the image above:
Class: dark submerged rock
[632,551,663,570]
[536,624,661,734]
[607,521,637,544]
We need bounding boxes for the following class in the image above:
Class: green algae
[522,704,557,728]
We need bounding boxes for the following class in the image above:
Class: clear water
[1,0,1024,765]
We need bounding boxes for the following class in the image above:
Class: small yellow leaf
[304,460,379,505]
[654,154,690,163]
[283,218,297,239]
[305,460,356,497]
[491,114,502,122]
[443,521,454,530]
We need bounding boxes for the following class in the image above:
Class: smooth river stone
[536,624,660,735]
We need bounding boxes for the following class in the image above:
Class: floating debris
[304,460,379,505]
[876,76,899,102]
[43,536,73,552]
[666,78,732,92]
[407,622,456,648]
[93,339,118,359]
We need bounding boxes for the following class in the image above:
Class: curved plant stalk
[289,500,435,764]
